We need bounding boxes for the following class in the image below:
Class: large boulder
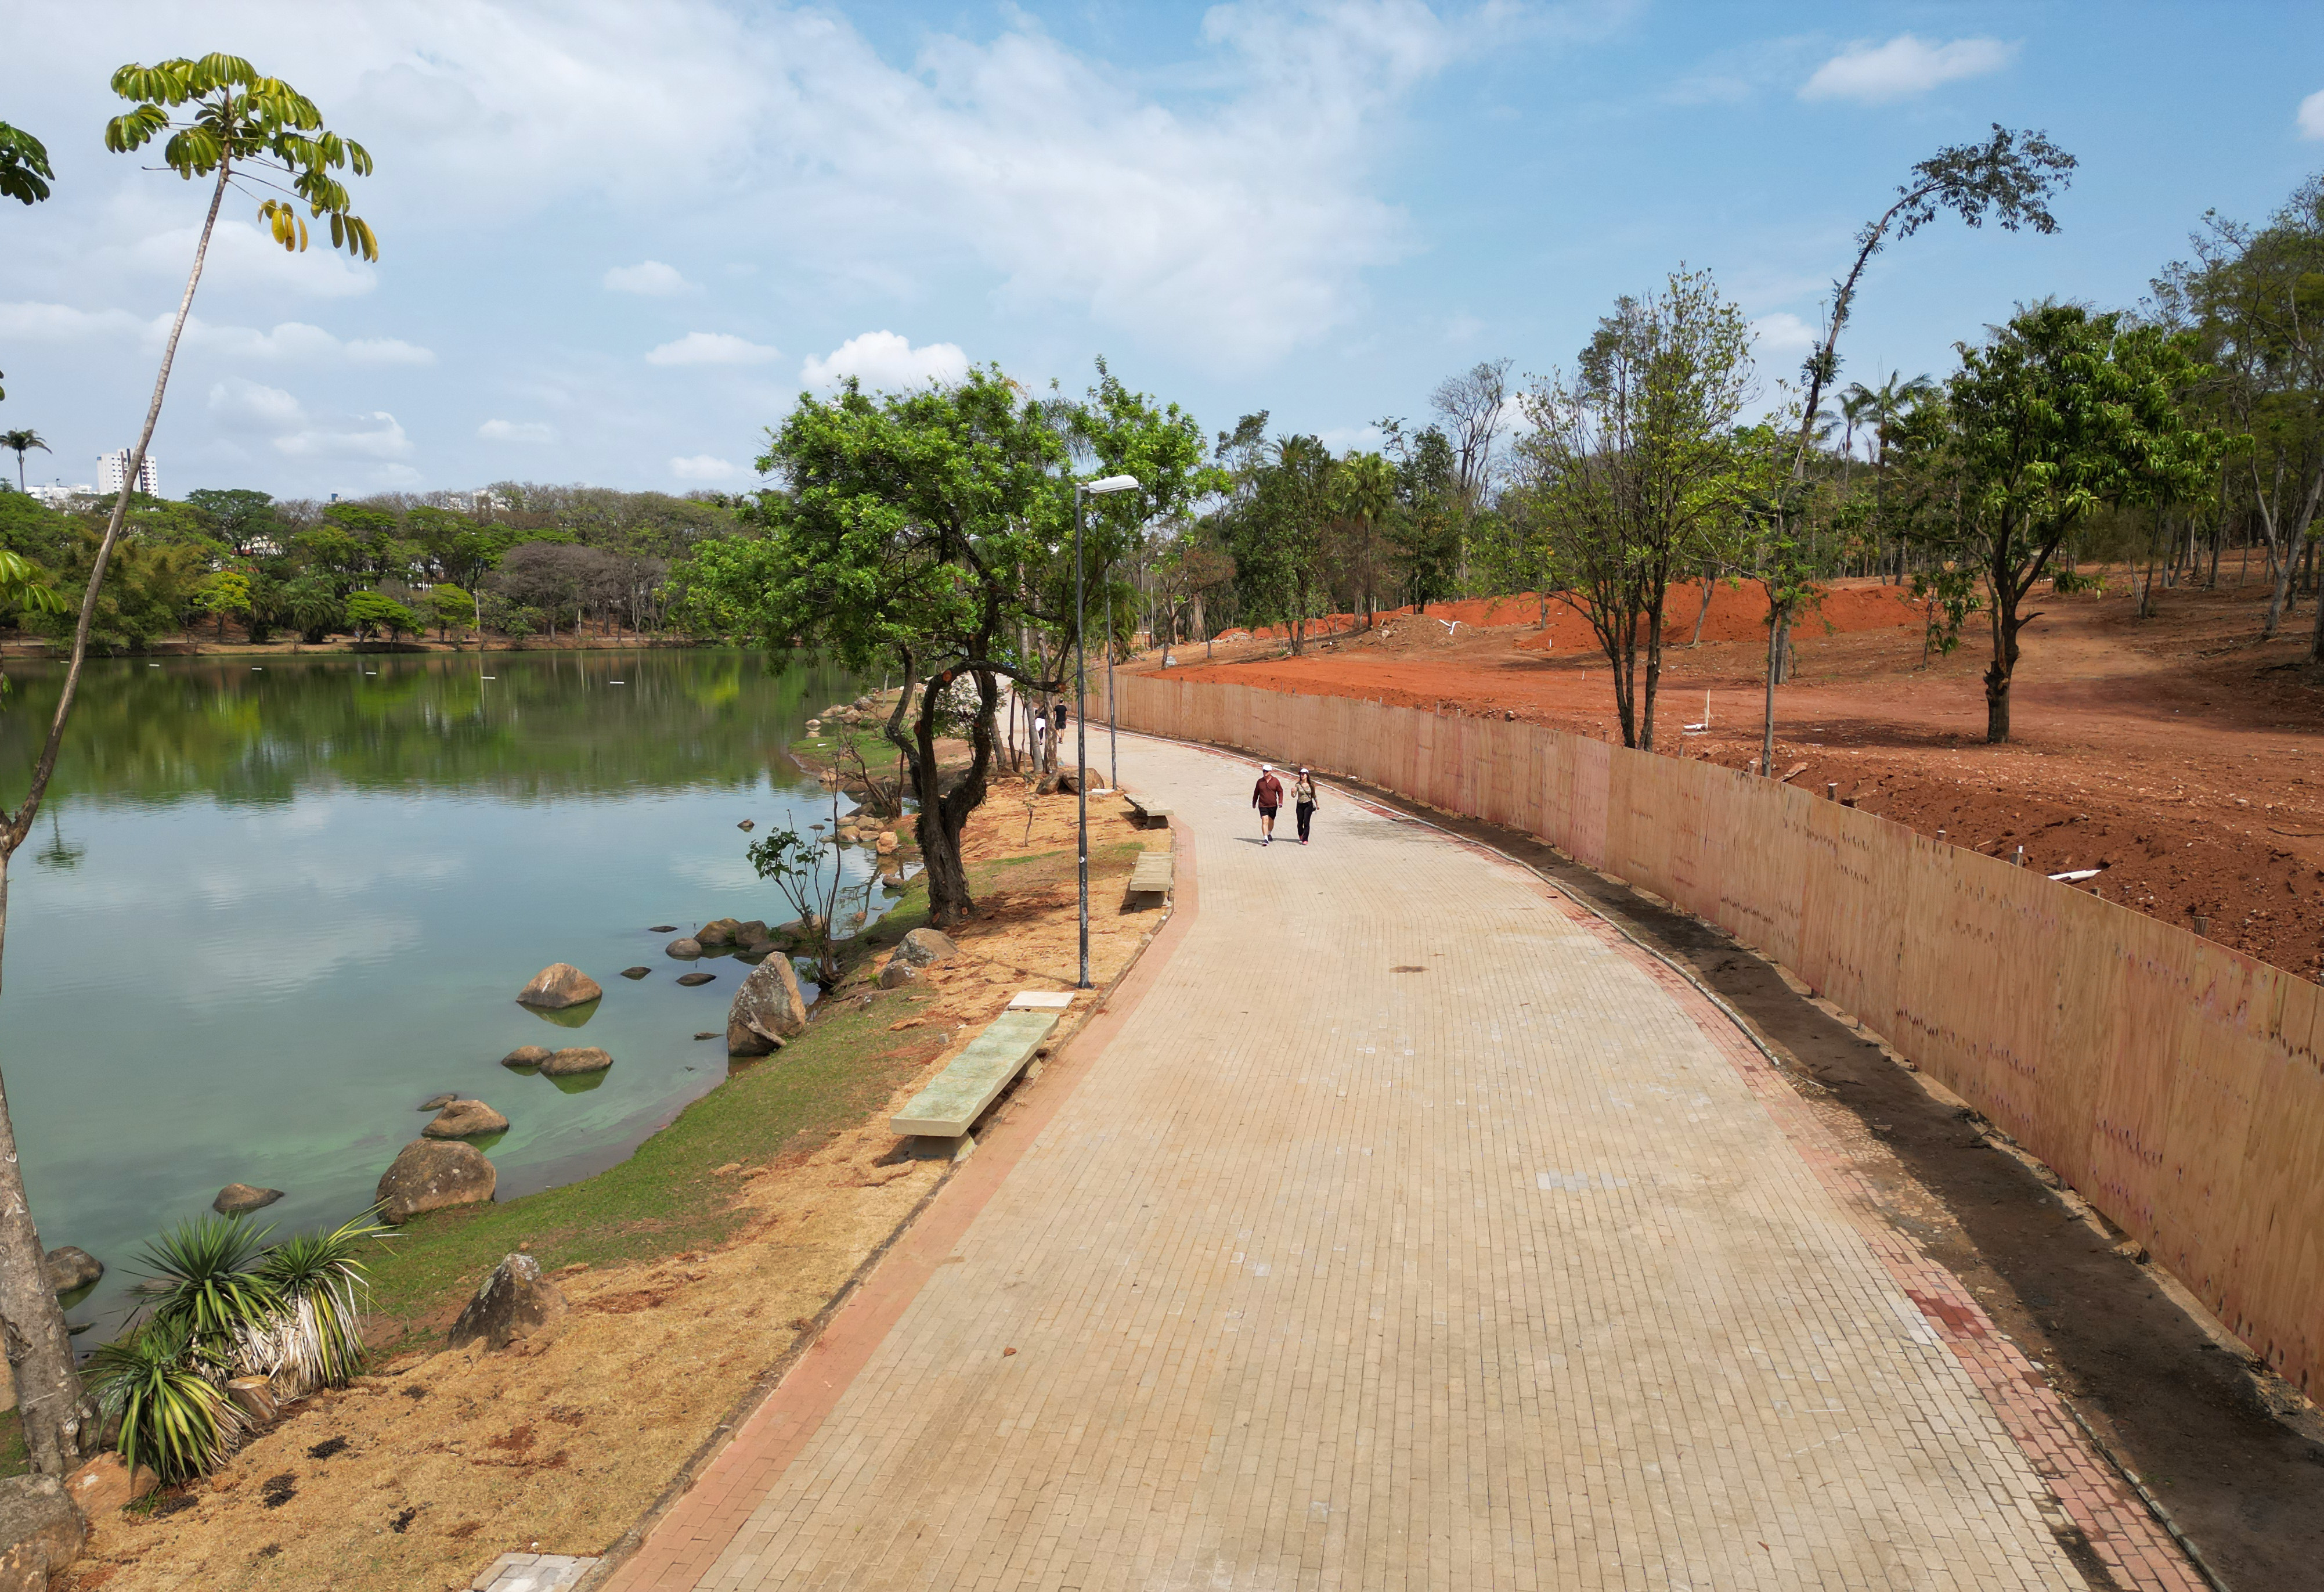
[539,1046,613,1076]
[735,920,769,947]
[894,927,959,969]
[697,920,737,948]
[515,963,601,1010]
[212,1184,284,1216]
[423,1100,510,1139]
[376,1140,496,1224]
[43,1247,101,1295]
[0,1475,84,1591]
[665,937,703,960]
[727,956,809,1056]
[446,1254,569,1352]
[500,1044,551,1069]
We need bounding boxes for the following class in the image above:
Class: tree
[1,430,49,493]
[1333,451,1398,628]
[697,368,1077,927]
[194,570,251,639]
[184,488,278,554]
[345,590,419,640]
[1513,268,1754,751]
[424,582,477,640]
[0,121,53,207]
[1913,304,2215,742]
[1,57,376,1479]
[1429,359,1512,584]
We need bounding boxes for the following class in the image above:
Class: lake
[0,647,879,1343]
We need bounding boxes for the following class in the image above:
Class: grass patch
[364,835,1139,1343]
[0,1408,25,1479]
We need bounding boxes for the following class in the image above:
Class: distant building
[26,482,96,509]
[96,449,159,498]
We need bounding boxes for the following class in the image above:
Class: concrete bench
[1124,793,1172,828]
[889,1008,1060,1139]
[1123,848,1174,908]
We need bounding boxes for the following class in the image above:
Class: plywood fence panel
[2235,980,2324,1386]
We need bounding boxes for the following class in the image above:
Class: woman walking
[1293,767,1319,844]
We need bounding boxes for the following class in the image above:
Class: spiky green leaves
[105,54,378,260]
[85,1323,241,1485]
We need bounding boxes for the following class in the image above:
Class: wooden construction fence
[1112,672,2324,1392]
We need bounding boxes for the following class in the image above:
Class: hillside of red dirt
[1140,572,2324,979]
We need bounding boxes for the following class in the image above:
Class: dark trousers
[1295,802,1315,841]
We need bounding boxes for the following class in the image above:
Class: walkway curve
[609,734,2144,1591]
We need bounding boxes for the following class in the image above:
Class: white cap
[1261,763,1272,771]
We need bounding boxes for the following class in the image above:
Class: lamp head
[1082,474,1141,495]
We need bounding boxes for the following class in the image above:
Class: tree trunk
[1983,583,2019,744]
[1639,593,1667,754]
[1689,576,1712,646]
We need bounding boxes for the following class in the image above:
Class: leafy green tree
[1513,268,1755,751]
[1,67,379,1475]
[282,574,345,642]
[1,430,49,492]
[194,570,251,638]
[185,487,277,554]
[1910,304,2217,741]
[344,590,419,640]
[0,121,53,207]
[695,368,1075,926]
[1334,451,1398,628]
[423,582,477,640]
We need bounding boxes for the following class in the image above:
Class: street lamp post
[1074,473,1141,989]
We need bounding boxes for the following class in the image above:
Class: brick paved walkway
[608,736,2195,1591]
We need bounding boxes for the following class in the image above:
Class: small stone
[515,963,602,1010]
[737,819,756,831]
[878,960,919,989]
[446,1254,568,1352]
[648,924,679,933]
[419,1093,459,1111]
[666,937,703,959]
[43,1247,101,1295]
[501,1045,552,1069]
[423,1100,510,1139]
[619,966,651,980]
[694,1031,718,1041]
[63,1453,155,1522]
[0,1475,84,1590]
[675,971,716,987]
[539,1046,614,1076]
[875,831,899,855]
[213,1184,285,1216]
[894,927,958,969]
[375,1140,496,1224]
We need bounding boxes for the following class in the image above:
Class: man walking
[1252,762,1284,845]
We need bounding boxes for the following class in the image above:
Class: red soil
[1141,573,2324,979]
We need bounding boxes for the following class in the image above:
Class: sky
[2,1,2321,501]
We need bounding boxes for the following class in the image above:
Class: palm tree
[1334,451,1398,629]
[1842,372,1937,582]
[0,429,48,492]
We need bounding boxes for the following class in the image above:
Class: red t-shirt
[1253,774,1283,809]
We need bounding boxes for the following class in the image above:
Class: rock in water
[0,1475,84,1591]
[727,956,809,1055]
[619,966,651,980]
[737,819,755,831]
[539,1046,614,1076]
[212,1184,284,1216]
[419,1093,459,1111]
[665,937,703,960]
[516,963,602,1010]
[675,971,716,987]
[500,1044,552,1069]
[894,927,959,969]
[423,1100,510,1139]
[876,831,899,855]
[742,939,781,960]
[446,1254,569,1352]
[376,1140,496,1224]
[649,924,679,933]
[697,921,732,948]
[43,1247,101,1295]
[735,920,769,946]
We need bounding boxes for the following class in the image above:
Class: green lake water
[0,647,878,1343]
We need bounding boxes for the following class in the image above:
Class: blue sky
[3,1,2321,500]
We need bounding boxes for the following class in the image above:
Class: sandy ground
[1148,572,2324,979]
[66,788,1169,1592]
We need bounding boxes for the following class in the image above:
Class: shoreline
[0,633,724,660]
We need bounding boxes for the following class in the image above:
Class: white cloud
[800,330,969,392]
[603,260,697,296]
[1752,312,1818,365]
[646,331,783,367]
[106,218,379,299]
[0,302,431,365]
[669,454,741,481]
[2300,89,2324,140]
[1800,35,2015,104]
[478,419,557,443]
[205,380,413,461]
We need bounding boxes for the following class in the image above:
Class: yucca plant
[248,1211,391,1393]
[131,1215,284,1362]
[84,1323,244,1485]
